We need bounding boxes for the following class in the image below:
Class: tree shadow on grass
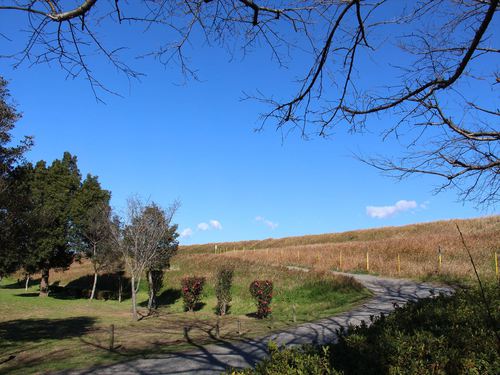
[193,302,206,312]
[14,292,39,297]
[138,288,182,308]
[0,317,96,349]
[49,273,131,301]
[1,278,40,290]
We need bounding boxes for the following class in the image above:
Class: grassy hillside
[182,216,500,281]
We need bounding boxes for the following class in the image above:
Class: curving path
[69,272,453,375]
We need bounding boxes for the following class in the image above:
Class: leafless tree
[1,1,498,205]
[111,196,179,320]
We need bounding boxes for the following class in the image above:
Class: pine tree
[27,152,81,296]
[0,76,33,280]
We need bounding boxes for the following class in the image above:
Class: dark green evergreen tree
[0,76,33,280]
[26,152,81,296]
[0,165,33,280]
[71,174,112,300]
[145,204,179,311]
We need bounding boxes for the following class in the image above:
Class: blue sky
[1,5,496,244]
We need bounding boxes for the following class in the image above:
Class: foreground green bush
[230,342,339,375]
[238,284,499,374]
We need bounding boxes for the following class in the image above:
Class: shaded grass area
[0,255,370,374]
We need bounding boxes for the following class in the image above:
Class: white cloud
[180,228,193,238]
[420,201,430,209]
[209,220,222,230]
[255,216,279,230]
[197,222,210,231]
[366,200,418,219]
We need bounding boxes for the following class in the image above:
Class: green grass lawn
[0,254,370,374]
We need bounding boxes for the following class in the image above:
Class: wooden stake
[495,251,498,280]
[397,253,401,275]
[366,251,370,272]
[438,247,442,273]
[339,251,342,271]
[215,317,220,339]
[109,324,115,351]
[292,304,297,323]
[237,319,242,336]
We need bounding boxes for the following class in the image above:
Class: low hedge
[235,283,499,374]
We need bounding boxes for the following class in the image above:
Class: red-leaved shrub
[249,280,273,318]
[181,276,206,311]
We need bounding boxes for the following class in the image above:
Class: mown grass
[0,255,369,374]
[183,216,500,282]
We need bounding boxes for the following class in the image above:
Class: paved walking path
[71,273,452,375]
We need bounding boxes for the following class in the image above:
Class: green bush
[330,284,500,374]
[230,341,339,375]
[216,266,234,316]
[181,276,205,311]
[250,280,273,319]
[239,284,499,374]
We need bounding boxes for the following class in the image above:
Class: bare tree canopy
[111,196,179,320]
[0,1,498,205]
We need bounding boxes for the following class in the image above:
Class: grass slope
[183,216,500,281]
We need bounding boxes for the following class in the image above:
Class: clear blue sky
[1,6,496,245]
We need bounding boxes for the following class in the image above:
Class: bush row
[230,283,500,374]
[181,267,273,318]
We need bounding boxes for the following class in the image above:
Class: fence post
[214,245,217,254]
[292,304,297,323]
[183,326,189,341]
[438,247,442,273]
[215,317,220,339]
[366,251,370,272]
[495,251,498,280]
[397,254,401,275]
[109,324,115,351]
[237,319,242,336]
[339,251,342,271]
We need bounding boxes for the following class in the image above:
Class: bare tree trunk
[39,267,50,297]
[90,244,98,300]
[90,271,98,300]
[147,271,155,312]
[131,274,138,320]
[25,273,30,291]
[118,275,122,303]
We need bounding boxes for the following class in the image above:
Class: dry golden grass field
[182,216,500,282]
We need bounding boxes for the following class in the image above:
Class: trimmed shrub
[233,284,499,374]
[181,276,206,311]
[229,341,339,375]
[216,266,234,316]
[249,280,273,318]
